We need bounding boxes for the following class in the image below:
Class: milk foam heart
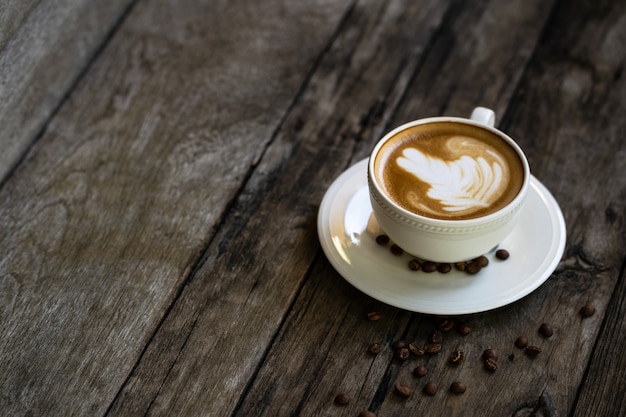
[373,121,524,220]
[395,135,508,218]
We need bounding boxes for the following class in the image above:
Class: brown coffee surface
[374,121,524,220]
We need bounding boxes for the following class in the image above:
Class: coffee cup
[367,107,530,263]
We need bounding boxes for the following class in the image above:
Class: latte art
[373,121,525,220]
[396,136,509,217]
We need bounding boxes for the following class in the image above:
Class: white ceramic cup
[367,107,530,263]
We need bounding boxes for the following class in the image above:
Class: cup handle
[470,107,496,127]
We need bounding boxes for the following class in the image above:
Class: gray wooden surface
[0,0,135,182]
[0,0,624,416]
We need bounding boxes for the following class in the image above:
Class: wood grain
[228,0,624,415]
[0,0,351,415]
[0,0,38,51]
[0,0,135,182]
[211,0,589,416]
[0,0,624,415]
[517,0,626,415]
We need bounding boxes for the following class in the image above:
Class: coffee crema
[373,122,524,220]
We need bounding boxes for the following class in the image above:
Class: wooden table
[1,0,625,416]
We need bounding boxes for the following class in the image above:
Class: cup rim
[368,116,531,226]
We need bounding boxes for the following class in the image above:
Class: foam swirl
[396,136,509,217]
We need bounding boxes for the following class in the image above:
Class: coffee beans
[375,234,390,245]
[395,347,410,361]
[368,342,382,355]
[449,381,466,394]
[409,342,425,356]
[423,381,438,396]
[482,348,498,361]
[465,261,482,275]
[366,311,382,322]
[481,349,498,372]
[390,244,403,256]
[408,259,421,271]
[436,318,455,332]
[580,303,596,317]
[456,322,471,336]
[374,234,510,274]
[449,350,464,364]
[355,305,561,411]
[524,345,542,357]
[424,343,442,354]
[475,255,489,267]
[515,336,529,348]
[413,365,428,377]
[394,382,412,398]
[539,323,553,337]
[358,411,376,417]
[422,261,438,273]
[484,358,498,372]
[495,249,510,260]
[334,393,350,405]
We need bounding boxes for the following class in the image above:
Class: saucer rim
[317,158,566,315]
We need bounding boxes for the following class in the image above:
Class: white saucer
[317,159,566,315]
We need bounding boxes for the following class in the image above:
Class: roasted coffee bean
[449,381,466,394]
[456,322,471,336]
[525,345,542,357]
[390,244,404,256]
[539,323,554,337]
[465,262,482,275]
[437,318,454,332]
[424,343,442,354]
[408,259,422,271]
[484,358,498,372]
[438,263,452,273]
[395,348,410,361]
[394,383,412,398]
[413,365,428,377]
[366,311,382,321]
[495,249,510,260]
[392,340,406,349]
[515,336,529,348]
[358,411,376,417]
[474,255,489,267]
[454,262,467,271]
[376,234,390,245]
[580,304,596,317]
[482,348,498,361]
[429,330,443,344]
[409,342,425,356]
[334,393,350,405]
[368,342,382,355]
[449,350,464,364]
[422,261,437,272]
[423,381,438,396]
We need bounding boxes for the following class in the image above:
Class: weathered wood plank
[123,0,570,416]
[106,0,411,412]
[0,0,351,415]
[227,0,626,415]
[2,0,623,416]
[0,0,134,182]
[516,0,626,415]
[0,0,38,51]
[571,262,626,417]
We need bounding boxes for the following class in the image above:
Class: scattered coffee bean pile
[375,234,510,274]
[334,305,597,416]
